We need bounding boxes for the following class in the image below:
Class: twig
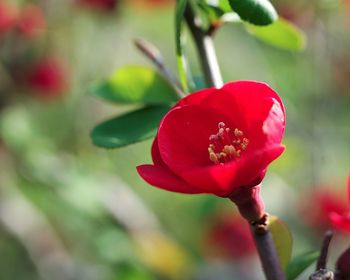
[309,231,334,280]
[317,231,333,271]
[250,215,286,280]
[134,38,185,97]
[183,3,223,88]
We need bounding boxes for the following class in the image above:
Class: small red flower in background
[0,1,17,35]
[329,173,350,233]
[76,0,117,11]
[299,187,349,232]
[275,2,314,28]
[137,81,285,199]
[16,4,46,39]
[204,213,255,260]
[25,57,68,99]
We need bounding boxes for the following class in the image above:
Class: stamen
[241,138,249,150]
[234,128,243,137]
[208,122,249,165]
[209,152,219,164]
[218,122,226,129]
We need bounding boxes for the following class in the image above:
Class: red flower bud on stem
[336,246,350,280]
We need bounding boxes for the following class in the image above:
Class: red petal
[179,145,285,196]
[207,81,285,148]
[221,81,285,118]
[136,164,201,194]
[157,105,234,174]
[176,87,217,107]
[348,172,350,205]
[329,212,350,233]
[151,136,165,165]
[260,99,285,145]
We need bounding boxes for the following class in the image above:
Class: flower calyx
[229,184,265,224]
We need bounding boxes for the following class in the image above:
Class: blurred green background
[0,0,350,279]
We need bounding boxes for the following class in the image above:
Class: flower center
[208,122,249,165]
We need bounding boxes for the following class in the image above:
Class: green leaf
[286,251,319,280]
[228,0,278,26]
[246,18,306,51]
[197,1,239,24]
[269,216,293,270]
[198,2,224,23]
[90,65,179,104]
[207,0,232,13]
[175,0,189,92]
[91,106,170,149]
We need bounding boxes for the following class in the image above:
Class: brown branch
[134,38,185,97]
[317,230,333,270]
[250,215,286,280]
[309,231,334,280]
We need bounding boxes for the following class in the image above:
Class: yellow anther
[223,145,236,155]
[219,152,227,158]
[218,122,226,129]
[234,128,243,136]
[241,138,249,150]
[209,152,219,164]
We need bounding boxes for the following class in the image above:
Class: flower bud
[25,57,68,99]
[336,246,350,280]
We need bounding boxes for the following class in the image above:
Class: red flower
[329,173,350,233]
[16,4,46,39]
[25,57,68,99]
[299,187,349,232]
[137,81,285,199]
[0,1,17,35]
[204,213,255,260]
